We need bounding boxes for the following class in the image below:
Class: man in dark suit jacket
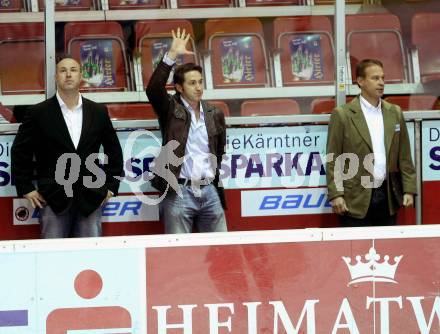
[11,57,123,238]
[326,59,416,226]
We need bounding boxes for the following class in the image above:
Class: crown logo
[342,246,403,285]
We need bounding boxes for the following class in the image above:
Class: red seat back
[311,96,354,114]
[0,103,16,123]
[240,99,300,116]
[207,100,230,117]
[347,14,405,83]
[64,21,129,92]
[205,18,269,89]
[0,0,22,12]
[175,0,231,8]
[135,20,196,89]
[0,23,45,94]
[314,0,361,3]
[412,13,440,83]
[245,0,299,7]
[385,95,439,111]
[107,103,156,120]
[274,16,334,86]
[108,0,162,9]
[38,0,92,10]
[311,98,335,114]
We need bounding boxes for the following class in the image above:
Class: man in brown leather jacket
[146,28,227,234]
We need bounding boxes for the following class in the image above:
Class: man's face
[357,64,385,103]
[176,70,203,105]
[55,58,81,93]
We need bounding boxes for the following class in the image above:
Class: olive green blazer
[326,96,417,219]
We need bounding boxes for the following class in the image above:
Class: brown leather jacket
[146,60,227,209]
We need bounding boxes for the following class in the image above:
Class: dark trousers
[339,182,396,227]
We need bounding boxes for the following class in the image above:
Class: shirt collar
[56,91,83,111]
[180,95,203,114]
[360,94,381,112]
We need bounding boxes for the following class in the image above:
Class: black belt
[178,178,213,187]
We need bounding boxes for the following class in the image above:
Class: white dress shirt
[56,91,83,149]
[179,97,215,181]
[162,53,215,181]
[359,95,386,183]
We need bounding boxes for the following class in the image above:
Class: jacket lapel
[381,100,396,157]
[202,102,216,138]
[50,96,76,151]
[173,95,189,121]
[77,97,93,151]
[349,97,373,151]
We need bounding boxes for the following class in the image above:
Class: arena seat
[273,16,334,86]
[346,14,406,83]
[310,96,354,114]
[0,0,22,12]
[411,13,440,84]
[245,0,299,7]
[174,0,231,8]
[64,21,130,92]
[0,103,16,123]
[385,95,439,111]
[314,0,362,3]
[240,99,300,116]
[0,23,45,94]
[38,0,93,11]
[204,18,270,89]
[207,100,230,117]
[135,20,197,90]
[107,102,229,119]
[106,103,156,120]
[108,0,163,10]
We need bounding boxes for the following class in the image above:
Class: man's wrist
[164,52,177,64]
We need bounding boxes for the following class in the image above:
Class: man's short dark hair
[55,53,75,65]
[173,63,203,86]
[355,59,383,78]
[55,54,82,73]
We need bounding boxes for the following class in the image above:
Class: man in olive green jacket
[326,59,416,226]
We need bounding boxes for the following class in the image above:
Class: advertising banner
[12,195,159,225]
[223,125,327,189]
[290,34,325,81]
[241,187,331,217]
[1,227,440,333]
[422,120,440,182]
[146,236,440,333]
[421,120,440,224]
[0,0,13,9]
[80,40,116,88]
[0,134,16,197]
[220,36,256,84]
[0,247,145,333]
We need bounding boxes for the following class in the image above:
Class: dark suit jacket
[326,96,417,219]
[146,60,227,209]
[11,96,124,216]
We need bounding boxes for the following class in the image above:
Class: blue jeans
[39,201,102,238]
[160,184,227,234]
